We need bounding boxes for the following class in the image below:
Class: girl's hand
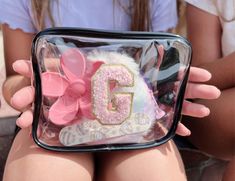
[10,60,34,128]
[176,67,221,136]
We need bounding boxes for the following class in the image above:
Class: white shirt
[0,0,178,33]
[186,0,235,56]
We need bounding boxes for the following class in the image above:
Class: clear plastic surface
[31,29,191,151]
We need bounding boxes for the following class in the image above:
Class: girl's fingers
[178,67,211,82]
[12,60,32,78]
[175,122,191,136]
[181,100,210,118]
[10,86,35,111]
[188,67,212,82]
[16,109,33,128]
[184,83,221,99]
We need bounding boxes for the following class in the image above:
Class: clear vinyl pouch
[31,28,192,152]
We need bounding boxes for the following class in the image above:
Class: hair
[31,0,56,31]
[31,0,151,32]
[129,0,150,31]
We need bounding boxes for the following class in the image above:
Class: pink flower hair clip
[41,48,103,125]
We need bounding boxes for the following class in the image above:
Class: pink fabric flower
[42,48,103,125]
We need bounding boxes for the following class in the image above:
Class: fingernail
[15,118,22,127]
[10,94,19,109]
[187,130,191,136]
[204,107,210,116]
[216,88,221,98]
[10,97,15,107]
[12,61,21,72]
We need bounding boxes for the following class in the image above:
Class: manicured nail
[187,130,191,136]
[204,107,210,116]
[12,61,21,72]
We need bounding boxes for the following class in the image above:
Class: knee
[3,129,94,181]
[97,141,186,181]
[4,149,94,181]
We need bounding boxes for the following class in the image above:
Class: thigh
[183,87,235,160]
[96,140,186,181]
[3,128,94,181]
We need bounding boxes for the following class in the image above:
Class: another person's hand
[11,60,221,137]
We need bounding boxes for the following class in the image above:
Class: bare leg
[182,87,235,179]
[96,140,186,181]
[3,128,94,181]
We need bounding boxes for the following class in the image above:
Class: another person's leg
[3,128,94,181]
[96,140,186,181]
[183,87,235,180]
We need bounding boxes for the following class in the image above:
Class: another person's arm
[186,4,235,90]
